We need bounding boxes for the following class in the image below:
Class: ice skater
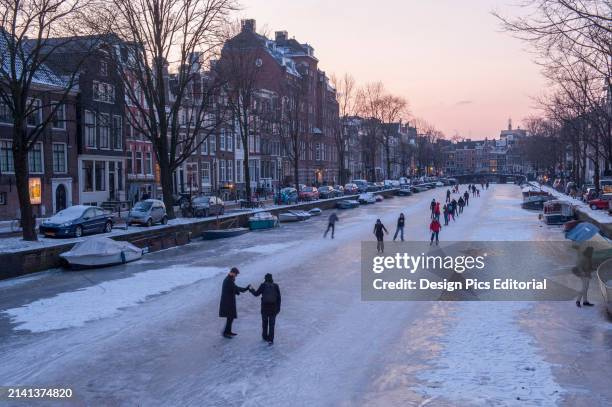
[373,219,389,253]
[446,189,451,203]
[430,199,436,219]
[430,218,441,246]
[434,201,441,221]
[219,267,251,338]
[324,212,339,239]
[457,196,465,214]
[443,204,450,226]
[250,273,281,345]
[463,191,470,206]
[393,213,405,241]
[573,245,595,307]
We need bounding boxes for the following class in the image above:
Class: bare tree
[330,73,356,185]
[106,0,235,217]
[379,94,408,178]
[0,0,96,240]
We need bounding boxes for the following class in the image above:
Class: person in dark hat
[219,267,250,338]
[250,273,281,345]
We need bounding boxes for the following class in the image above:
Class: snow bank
[2,266,225,333]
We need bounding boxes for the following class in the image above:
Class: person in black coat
[250,273,281,345]
[219,267,250,338]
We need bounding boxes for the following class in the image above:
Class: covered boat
[278,210,311,222]
[337,200,359,209]
[397,185,412,196]
[249,212,279,230]
[543,200,575,225]
[60,237,143,269]
[521,195,553,210]
[202,227,249,240]
[358,193,377,204]
[308,208,322,216]
[597,258,612,315]
[522,186,550,200]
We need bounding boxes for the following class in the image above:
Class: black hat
[230,267,240,275]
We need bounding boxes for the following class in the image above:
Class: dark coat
[251,282,282,316]
[219,275,248,319]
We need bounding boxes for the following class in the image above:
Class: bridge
[451,173,528,185]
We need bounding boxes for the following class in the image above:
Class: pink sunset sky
[239,0,548,140]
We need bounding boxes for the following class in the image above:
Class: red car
[299,186,319,201]
[587,194,612,210]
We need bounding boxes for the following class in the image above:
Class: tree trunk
[158,156,176,219]
[243,145,251,203]
[13,143,37,241]
[385,140,391,179]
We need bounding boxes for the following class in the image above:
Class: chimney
[241,19,256,33]
[275,31,288,42]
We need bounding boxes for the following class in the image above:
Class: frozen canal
[0,184,610,406]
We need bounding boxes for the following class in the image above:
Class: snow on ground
[3,266,225,333]
[531,182,612,225]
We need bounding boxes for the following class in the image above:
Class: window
[0,192,6,205]
[99,113,110,149]
[84,110,96,148]
[28,143,43,173]
[0,101,11,124]
[0,140,13,172]
[226,160,233,182]
[52,143,67,173]
[83,160,94,192]
[145,151,152,175]
[202,162,211,184]
[117,161,123,190]
[226,132,233,152]
[95,161,106,191]
[135,151,142,174]
[112,115,122,150]
[100,61,108,76]
[92,81,115,103]
[127,150,133,174]
[219,160,226,182]
[52,103,66,129]
[209,136,216,155]
[236,159,242,183]
[26,99,41,126]
[220,130,225,151]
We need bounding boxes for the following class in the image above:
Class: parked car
[583,187,597,202]
[588,194,612,210]
[40,205,113,238]
[299,186,319,201]
[333,185,345,196]
[191,196,225,217]
[318,186,337,199]
[128,199,168,227]
[278,187,298,204]
[344,183,359,195]
[384,180,400,189]
[353,179,369,193]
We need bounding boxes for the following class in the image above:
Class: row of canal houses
[0,20,340,221]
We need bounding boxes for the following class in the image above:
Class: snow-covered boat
[278,210,311,222]
[597,258,612,315]
[249,212,279,230]
[308,208,322,216]
[522,186,549,200]
[202,227,249,240]
[521,195,553,210]
[358,193,377,204]
[336,200,359,209]
[542,200,575,225]
[60,237,143,269]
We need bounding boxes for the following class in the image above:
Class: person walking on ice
[219,268,251,338]
[324,212,339,239]
[430,218,441,246]
[250,273,281,345]
[573,245,595,307]
[393,213,405,241]
[373,219,389,253]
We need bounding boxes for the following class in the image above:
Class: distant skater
[457,196,465,214]
[464,191,470,206]
[393,213,405,241]
[434,201,441,221]
[374,219,389,253]
[430,218,441,246]
[446,189,451,203]
[324,212,339,239]
[443,204,450,226]
[430,199,436,219]
[250,273,281,345]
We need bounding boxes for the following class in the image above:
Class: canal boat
[278,210,311,222]
[521,195,553,210]
[542,200,576,225]
[249,212,279,230]
[60,237,143,269]
[336,200,360,209]
[309,208,322,216]
[358,193,377,204]
[202,228,249,240]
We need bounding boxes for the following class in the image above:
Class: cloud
[455,100,473,106]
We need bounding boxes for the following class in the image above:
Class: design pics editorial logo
[372,253,487,274]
